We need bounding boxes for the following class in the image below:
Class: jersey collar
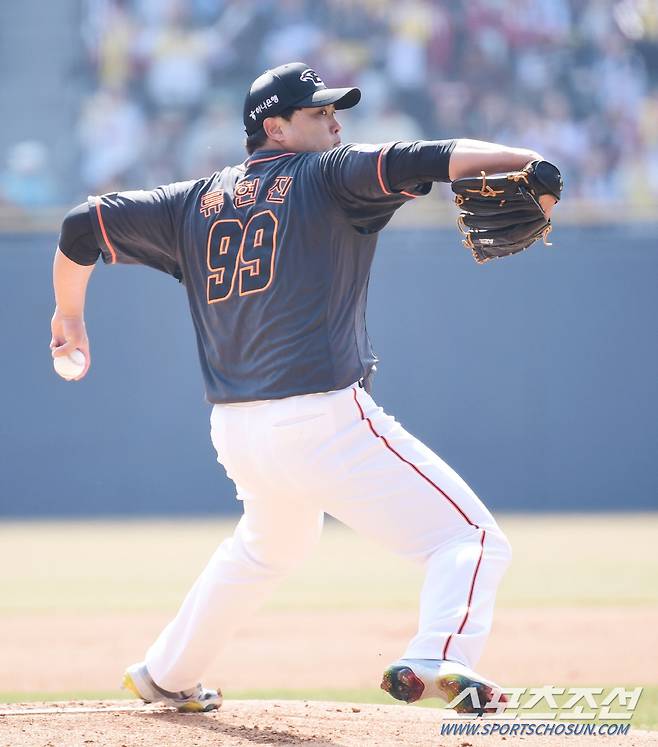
[245,150,296,169]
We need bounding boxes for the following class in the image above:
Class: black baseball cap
[243,61,361,135]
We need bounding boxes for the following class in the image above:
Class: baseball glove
[451,160,563,264]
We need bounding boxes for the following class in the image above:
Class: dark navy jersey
[88,143,437,403]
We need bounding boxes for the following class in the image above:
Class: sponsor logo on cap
[300,69,324,87]
[249,94,280,121]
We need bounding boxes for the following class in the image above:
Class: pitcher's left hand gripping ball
[452,160,563,264]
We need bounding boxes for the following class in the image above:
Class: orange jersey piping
[94,199,117,264]
[377,144,419,199]
[376,145,393,195]
[246,152,295,167]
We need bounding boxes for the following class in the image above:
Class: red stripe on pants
[351,386,485,660]
[351,387,478,527]
[442,528,486,659]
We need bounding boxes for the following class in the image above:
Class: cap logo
[250,94,280,121]
[300,69,324,87]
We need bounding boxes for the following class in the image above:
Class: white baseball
[53,349,86,380]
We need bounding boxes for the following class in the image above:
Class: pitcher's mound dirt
[0,700,655,747]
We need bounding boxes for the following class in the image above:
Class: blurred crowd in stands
[2,0,658,209]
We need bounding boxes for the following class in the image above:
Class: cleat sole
[436,674,507,715]
[380,666,425,704]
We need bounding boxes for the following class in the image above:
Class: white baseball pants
[146,384,512,691]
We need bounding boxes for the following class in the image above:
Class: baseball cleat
[122,662,222,713]
[381,659,507,715]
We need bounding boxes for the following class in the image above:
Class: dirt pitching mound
[1,700,656,747]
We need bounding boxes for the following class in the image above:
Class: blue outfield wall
[1,225,656,517]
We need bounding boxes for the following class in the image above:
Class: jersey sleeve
[88,181,195,280]
[58,202,101,266]
[318,143,432,231]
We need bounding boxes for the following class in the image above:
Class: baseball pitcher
[51,62,561,714]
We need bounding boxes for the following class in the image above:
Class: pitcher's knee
[237,530,320,577]
[258,542,314,574]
